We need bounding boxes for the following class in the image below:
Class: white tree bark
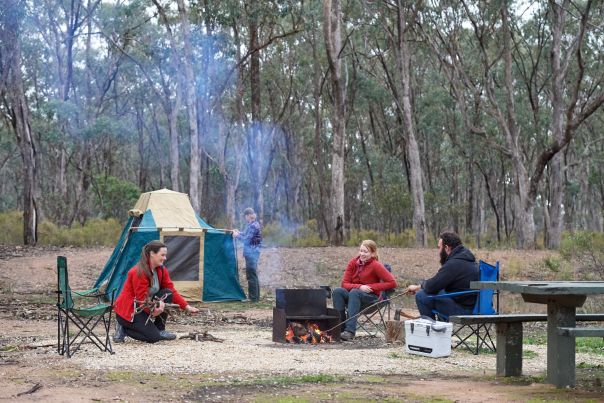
[176,0,201,211]
[323,0,347,245]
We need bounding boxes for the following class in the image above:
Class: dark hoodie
[421,245,479,307]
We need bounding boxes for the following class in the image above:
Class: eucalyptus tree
[421,0,604,249]
[368,0,427,246]
[544,0,604,248]
[323,0,347,245]
[0,0,38,244]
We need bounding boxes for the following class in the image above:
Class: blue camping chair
[427,260,499,354]
[356,264,395,337]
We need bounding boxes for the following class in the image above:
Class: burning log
[285,321,333,344]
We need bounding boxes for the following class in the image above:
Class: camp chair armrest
[72,288,100,297]
[426,290,480,299]
[71,288,116,304]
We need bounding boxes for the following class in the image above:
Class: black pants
[116,288,173,343]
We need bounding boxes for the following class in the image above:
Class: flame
[285,322,332,344]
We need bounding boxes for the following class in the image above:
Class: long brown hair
[361,239,379,261]
[136,240,166,283]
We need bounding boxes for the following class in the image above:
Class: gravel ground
[17,323,601,381]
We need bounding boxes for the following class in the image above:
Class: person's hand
[153,300,165,316]
[359,285,373,293]
[406,284,421,295]
[185,304,199,314]
[232,229,240,237]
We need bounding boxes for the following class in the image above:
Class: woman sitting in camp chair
[113,240,199,343]
[332,240,397,341]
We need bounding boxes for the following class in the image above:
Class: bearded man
[406,231,479,319]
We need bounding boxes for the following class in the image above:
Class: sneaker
[113,322,126,343]
[340,330,355,341]
[159,330,177,340]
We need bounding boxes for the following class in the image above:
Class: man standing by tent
[232,207,263,302]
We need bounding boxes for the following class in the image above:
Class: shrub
[347,228,416,247]
[93,175,140,220]
[38,218,122,247]
[262,220,326,247]
[540,255,573,280]
[0,211,23,244]
[560,231,604,279]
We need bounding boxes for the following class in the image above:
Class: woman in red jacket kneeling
[113,240,199,343]
[333,240,397,341]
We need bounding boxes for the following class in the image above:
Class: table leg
[496,322,523,377]
[547,301,576,388]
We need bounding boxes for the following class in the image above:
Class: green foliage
[559,232,604,279]
[38,218,121,247]
[525,334,547,345]
[263,220,325,247]
[575,337,604,355]
[244,374,343,386]
[346,228,416,247]
[0,211,23,244]
[93,176,140,220]
[505,257,522,279]
[540,255,573,280]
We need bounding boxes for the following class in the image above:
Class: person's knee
[155,288,173,301]
[332,288,347,308]
[332,287,347,298]
[415,289,429,304]
[349,288,364,300]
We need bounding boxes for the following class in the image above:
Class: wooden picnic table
[470,281,604,388]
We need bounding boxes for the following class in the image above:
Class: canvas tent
[94,189,246,302]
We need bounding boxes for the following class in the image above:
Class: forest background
[2,0,604,253]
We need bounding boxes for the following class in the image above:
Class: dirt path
[1,245,602,402]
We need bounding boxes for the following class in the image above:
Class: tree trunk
[546,1,569,249]
[246,2,264,219]
[395,1,426,247]
[2,2,38,244]
[176,0,201,211]
[323,0,346,246]
[152,0,182,192]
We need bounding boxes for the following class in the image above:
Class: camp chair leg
[68,314,113,356]
[58,309,113,357]
[452,323,496,355]
[356,303,389,337]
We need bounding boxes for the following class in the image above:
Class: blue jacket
[238,220,262,257]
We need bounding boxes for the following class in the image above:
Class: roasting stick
[321,289,418,335]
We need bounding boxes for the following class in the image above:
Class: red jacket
[341,257,397,297]
[114,266,188,322]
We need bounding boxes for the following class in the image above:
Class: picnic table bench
[469,281,604,388]
[449,313,604,378]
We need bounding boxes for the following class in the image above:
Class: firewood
[385,320,404,343]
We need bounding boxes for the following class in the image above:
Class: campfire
[272,288,341,343]
[285,321,333,344]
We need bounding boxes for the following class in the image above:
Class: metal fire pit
[272,288,341,343]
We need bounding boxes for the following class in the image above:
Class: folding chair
[56,256,115,357]
[428,260,499,354]
[356,264,395,337]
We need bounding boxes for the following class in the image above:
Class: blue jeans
[415,289,474,320]
[332,288,379,334]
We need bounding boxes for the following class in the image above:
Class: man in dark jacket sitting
[406,231,479,319]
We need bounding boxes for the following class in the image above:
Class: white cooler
[405,318,453,358]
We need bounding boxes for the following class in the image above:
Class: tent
[94,188,246,302]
